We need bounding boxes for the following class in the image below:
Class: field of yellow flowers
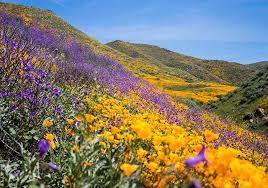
[0,10,267,188]
[142,74,236,103]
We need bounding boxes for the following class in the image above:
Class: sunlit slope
[0,2,239,103]
[107,41,263,85]
[107,40,228,83]
[0,2,249,103]
[0,2,152,74]
[107,41,242,102]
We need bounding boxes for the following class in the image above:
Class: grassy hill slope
[0,2,264,103]
[0,2,240,102]
[107,40,265,86]
[208,68,268,132]
[107,40,226,83]
[249,61,268,70]
[107,41,244,102]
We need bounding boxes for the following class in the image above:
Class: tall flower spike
[185,145,208,168]
[38,139,50,158]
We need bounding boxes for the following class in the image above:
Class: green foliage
[207,68,268,133]
[0,126,143,187]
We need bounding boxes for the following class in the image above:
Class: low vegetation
[208,69,268,133]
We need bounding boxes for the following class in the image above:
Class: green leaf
[29,129,36,135]
[23,135,31,140]
[9,127,16,135]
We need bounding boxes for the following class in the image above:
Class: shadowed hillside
[208,68,268,133]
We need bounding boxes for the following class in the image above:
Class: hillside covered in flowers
[0,3,268,188]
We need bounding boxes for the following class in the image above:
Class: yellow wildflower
[137,148,147,159]
[153,135,163,146]
[111,126,120,135]
[147,162,158,173]
[165,135,182,151]
[84,114,95,123]
[84,97,91,104]
[49,141,56,149]
[131,120,152,140]
[65,128,75,136]
[84,162,92,167]
[120,163,138,176]
[43,119,53,127]
[45,133,54,141]
[66,118,74,125]
[45,133,56,149]
[204,130,219,142]
[72,145,80,152]
[74,115,84,122]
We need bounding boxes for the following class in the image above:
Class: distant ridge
[107,40,267,86]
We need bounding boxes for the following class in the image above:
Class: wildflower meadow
[0,10,267,188]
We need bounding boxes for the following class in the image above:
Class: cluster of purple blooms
[0,11,66,121]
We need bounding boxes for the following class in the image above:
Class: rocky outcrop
[244,108,268,127]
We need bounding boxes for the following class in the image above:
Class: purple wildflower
[16,92,22,99]
[185,145,208,168]
[22,91,31,100]
[24,63,34,72]
[10,105,17,111]
[0,91,10,98]
[38,139,50,158]
[55,106,63,114]
[37,69,47,78]
[51,87,61,95]
[48,162,60,171]
[30,110,38,119]
[33,100,40,106]
[45,82,51,89]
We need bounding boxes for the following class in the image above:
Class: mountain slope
[107,41,245,102]
[249,61,268,70]
[107,40,263,86]
[0,2,148,73]
[0,2,239,103]
[107,40,226,83]
[2,2,266,103]
[208,68,268,132]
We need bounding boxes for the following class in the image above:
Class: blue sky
[1,0,268,64]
